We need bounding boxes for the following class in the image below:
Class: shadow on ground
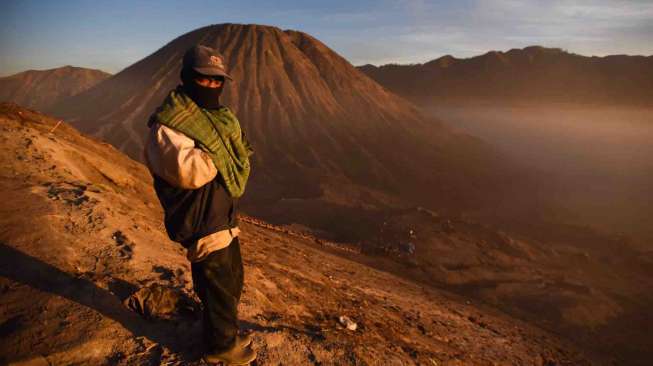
[0,243,202,363]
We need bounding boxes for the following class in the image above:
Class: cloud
[554,0,653,21]
[2,0,651,74]
[466,0,653,55]
[342,0,653,65]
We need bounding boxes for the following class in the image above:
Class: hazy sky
[1,0,652,76]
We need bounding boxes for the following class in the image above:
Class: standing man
[144,44,255,365]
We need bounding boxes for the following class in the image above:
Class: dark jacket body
[152,174,238,248]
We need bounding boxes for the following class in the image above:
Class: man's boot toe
[204,343,256,365]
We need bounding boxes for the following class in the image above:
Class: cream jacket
[144,123,240,262]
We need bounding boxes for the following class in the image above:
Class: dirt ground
[0,104,598,365]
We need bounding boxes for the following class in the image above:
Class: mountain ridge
[358,45,653,106]
[0,66,111,111]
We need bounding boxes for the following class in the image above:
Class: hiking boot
[203,340,257,365]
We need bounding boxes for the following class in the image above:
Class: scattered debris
[49,120,63,133]
[153,265,175,281]
[112,230,128,246]
[338,315,357,331]
[45,182,90,206]
[111,230,135,259]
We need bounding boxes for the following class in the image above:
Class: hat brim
[192,67,233,80]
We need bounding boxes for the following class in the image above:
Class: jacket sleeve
[144,122,218,189]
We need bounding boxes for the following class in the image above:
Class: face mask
[181,68,224,109]
[183,82,223,109]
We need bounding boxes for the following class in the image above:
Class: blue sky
[1,0,652,76]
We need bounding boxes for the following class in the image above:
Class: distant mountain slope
[0,103,592,365]
[50,23,518,235]
[358,46,653,106]
[0,66,110,111]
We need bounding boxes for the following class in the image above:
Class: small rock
[338,315,357,331]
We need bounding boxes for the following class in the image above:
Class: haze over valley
[425,103,653,247]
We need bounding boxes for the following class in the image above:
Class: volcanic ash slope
[50,23,514,219]
[0,66,111,112]
[0,103,591,365]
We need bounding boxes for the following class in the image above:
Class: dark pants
[191,237,244,352]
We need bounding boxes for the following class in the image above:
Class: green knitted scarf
[150,86,253,197]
